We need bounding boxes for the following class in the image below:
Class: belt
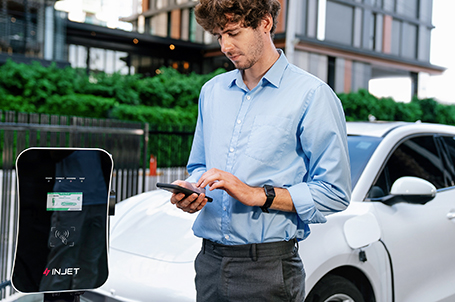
[202,238,298,261]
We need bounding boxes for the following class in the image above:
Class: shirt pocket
[245,115,293,166]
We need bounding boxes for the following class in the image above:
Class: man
[170,0,351,301]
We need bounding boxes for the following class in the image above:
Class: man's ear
[261,13,273,33]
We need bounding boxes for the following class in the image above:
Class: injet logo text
[43,267,80,276]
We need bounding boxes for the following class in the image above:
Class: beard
[228,29,264,71]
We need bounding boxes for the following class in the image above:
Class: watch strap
[261,185,275,213]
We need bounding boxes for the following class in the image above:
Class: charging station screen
[12,149,113,294]
[47,192,83,211]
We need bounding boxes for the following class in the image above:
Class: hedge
[2,59,455,127]
[338,89,455,125]
[109,104,198,126]
[0,59,224,126]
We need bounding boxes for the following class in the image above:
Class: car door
[368,134,455,302]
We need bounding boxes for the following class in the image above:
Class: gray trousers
[195,239,306,302]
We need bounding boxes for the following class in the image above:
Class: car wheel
[305,275,365,302]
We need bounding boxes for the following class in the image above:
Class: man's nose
[220,36,233,54]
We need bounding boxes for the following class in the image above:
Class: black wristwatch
[261,185,275,213]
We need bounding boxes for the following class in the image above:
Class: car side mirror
[11,148,113,294]
[378,176,436,206]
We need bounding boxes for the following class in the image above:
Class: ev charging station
[11,148,114,301]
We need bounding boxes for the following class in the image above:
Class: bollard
[149,154,157,176]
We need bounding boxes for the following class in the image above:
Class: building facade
[123,0,444,97]
[0,0,68,66]
[0,0,444,98]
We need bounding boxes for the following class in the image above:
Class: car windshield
[348,135,383,189]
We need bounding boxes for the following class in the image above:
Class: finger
[176,193,199,208]
[195,198,208,211]
[197,169,219,187]
[170,192,186,204]
[208,179,225,191]
[182,192,208,212]
[198,173,222,189]
[187,194,206,212]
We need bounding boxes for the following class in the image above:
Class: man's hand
[196,168,265,207]
[170,180,208,214]
[196,168,296,212]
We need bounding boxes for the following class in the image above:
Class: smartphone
[156,182,213,202]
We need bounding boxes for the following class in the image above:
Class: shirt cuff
[287,183,327,224]
[185,168,206,184]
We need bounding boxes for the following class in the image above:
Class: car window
[439,136,455,187]
[369,135,445,198]
[347,135,382,189]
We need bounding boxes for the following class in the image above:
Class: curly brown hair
[194,0,281,36]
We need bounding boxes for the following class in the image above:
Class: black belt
[202,238,298,261]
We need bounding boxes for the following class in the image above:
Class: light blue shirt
[186,51,351,245]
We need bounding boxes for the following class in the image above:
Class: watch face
[262,185,275,213]
[264,185,276,197]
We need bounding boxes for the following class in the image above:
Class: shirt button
[223,206,227,211]
[225,235,230,240]
[237,119,241,124]
[230,147,234,152]
[246,96,251,100]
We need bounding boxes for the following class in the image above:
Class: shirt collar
[228,49,289,90]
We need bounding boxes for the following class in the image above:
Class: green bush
[339,89,379,121]
[0,60,78,107]
[338,89,455,125]
[4,59,455,127]
[410,97,455,125]
[110,104,198,126]
[82,72,141,105]
[135,67,225,108]
[0,88,37,112]
[0,60,225,125]
[39,94,118,118]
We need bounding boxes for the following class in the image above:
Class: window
[367,12,378,50]
[369,136,445,198]
[189,8,196,42]
[398,0,419,18]
[391,19,418,59]
[402,23,417,59]
[372,0,383,8]
[167,12,172,37]
[325,1,354,45]
[348,135,382,189]
[440,136,455,187]
[383,0,395,12]
[327,56,336,90]
[296,0,307,36]
[391,19,401,56]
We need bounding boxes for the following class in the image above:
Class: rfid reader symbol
[50,227,75,247]
[55,229,70,244]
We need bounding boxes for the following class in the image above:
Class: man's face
[213,22,265,71]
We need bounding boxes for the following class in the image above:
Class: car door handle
[448,211,455,220]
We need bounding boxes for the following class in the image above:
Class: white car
[89,121,455,302]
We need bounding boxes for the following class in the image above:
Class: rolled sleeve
[186,93,207,184]
[289,84,351,224]
[287,183,327,224]
[186,167,205,183]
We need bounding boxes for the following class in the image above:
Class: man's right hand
[170,180,208,214]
